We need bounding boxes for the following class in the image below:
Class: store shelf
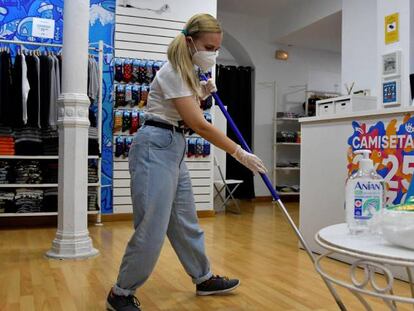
[274,118,300,121]
[0,183,58,188]
[0,211,99,217]
[0,183,100,188]
[88,183,100,187]
[0,155,59,160]
[0,155,100,160]
[275,143,301,146]
[113,106,144,110]
[274,167,300,171]
[277,192,300,196]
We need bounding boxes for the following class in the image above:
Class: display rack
[272,84,341,197]
[272,83,301,197]
[110,59,215,214]
[0,39,104,220]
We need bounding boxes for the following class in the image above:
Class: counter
[299,107,414,280]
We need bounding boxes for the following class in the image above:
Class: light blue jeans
[113,121,212,296]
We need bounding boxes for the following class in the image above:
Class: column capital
[57,93,90,127]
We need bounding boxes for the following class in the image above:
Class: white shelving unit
[0,184,59,188]
[275,192,300,196]
[272,85,340,197]
[275,142,301,146]
[275,167,300,171]
[0,156,99,160]
[0,40,104,220]
[0,211,99,217]
[272,83,301,197]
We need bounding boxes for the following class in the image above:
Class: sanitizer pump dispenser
[346,150,385,234]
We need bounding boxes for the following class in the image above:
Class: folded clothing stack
[42,127,59,155]
[0,191,15,213]
[89,126,99,156]
[43,188,58,212]
[15,128,42,155]
[88,187,98,211]
[89,126,98,140]
[0,161,14,184]
[276,161,300,168]
[88,161,99,183]
[89,140,100,156]
[276,131,298,143]
[277,112,301,119]
[89,105,98,128]
[0,127,15,155]
[42,161,59,183]
[276,185,300,193]
[15,189,43,213]
[14,160,42,184]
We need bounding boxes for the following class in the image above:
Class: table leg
[406,267,414,310]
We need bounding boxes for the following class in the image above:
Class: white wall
[218,11,341,196]
[342,0,378,96]
[271,0,342,41]
[217,46,239,66]
[377,0,414,107]
[120,0,216,20]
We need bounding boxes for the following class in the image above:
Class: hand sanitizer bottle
[346,150,385,234]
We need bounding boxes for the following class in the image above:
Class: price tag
[32,17,55,39]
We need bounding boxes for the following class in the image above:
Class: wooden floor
[0,201,413,311]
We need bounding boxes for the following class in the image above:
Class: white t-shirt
[146,61,198,127]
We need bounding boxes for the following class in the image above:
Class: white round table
[315,223,414,311]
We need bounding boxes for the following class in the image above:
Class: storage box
[318,102,334,116]
[316,95,377,117]
[335,100,352,113]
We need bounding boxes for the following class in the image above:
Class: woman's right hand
[231,145,267,175]
[200,79,217,99]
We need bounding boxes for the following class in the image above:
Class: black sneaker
[106,290,141,311]
[196,275,240,296]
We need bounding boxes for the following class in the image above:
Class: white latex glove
[231,145,267,175]
[200,78,217,99]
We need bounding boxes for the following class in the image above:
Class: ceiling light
[275,50,289,61]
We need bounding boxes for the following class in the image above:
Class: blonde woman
[107,13,266,311]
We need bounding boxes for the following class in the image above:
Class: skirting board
[0,214,98,228]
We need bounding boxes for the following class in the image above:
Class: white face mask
[190,39,218,72]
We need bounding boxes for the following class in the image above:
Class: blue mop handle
[200,74,280,201]
[200,75,348,310]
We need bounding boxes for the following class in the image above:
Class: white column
[46,0,98,259]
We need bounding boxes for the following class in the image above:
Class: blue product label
[354,199,362,217]
[353,181,382,220]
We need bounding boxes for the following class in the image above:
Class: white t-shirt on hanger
[146,61,198,127]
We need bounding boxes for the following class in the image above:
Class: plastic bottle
[346,150,385,234]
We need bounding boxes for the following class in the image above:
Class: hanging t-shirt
[39,55,52,128]
[49,55,58,127]
[26,55,41,128]
[0,52,12,126]
[22,55,30,125]
[49,55,60,126]
[34,55,41,128]
[12,54,23,127]
[146,62,198,127]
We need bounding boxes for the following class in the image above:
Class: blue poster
[0,0,116,213]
